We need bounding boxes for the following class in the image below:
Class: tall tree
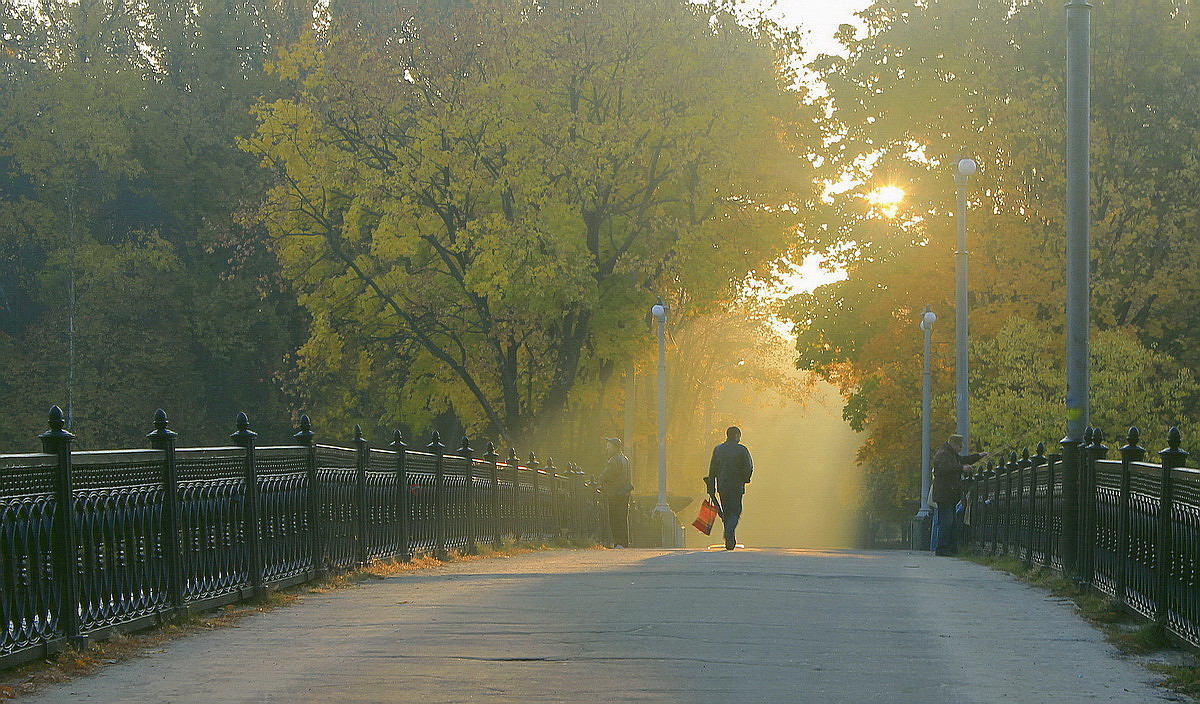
[0,0,311,447]
[788,0,1200,511]
[247,0,821,443]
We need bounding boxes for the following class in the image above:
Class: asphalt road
[23,548,1177,703]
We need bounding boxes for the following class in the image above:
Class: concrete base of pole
[652,506,681,548]
[910,512,932,551]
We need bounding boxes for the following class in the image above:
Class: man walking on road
[598,438,633,548]
[931,433,987,556]
[707,426,753,550]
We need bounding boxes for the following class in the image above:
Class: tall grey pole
[912,307,935,550]
[1064,0,1091,442]
[954,164,971,450]
[654,315,668,513]
[919,309,934,519]
[628,364,638,467]
[1060,0,1091,580]
[650,302,676,546]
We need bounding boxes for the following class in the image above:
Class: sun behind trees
[245,0,822,446]
[789,0,1200,515]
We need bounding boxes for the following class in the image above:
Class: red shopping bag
[692,498,720,535]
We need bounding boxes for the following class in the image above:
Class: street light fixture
[913,306,936,550]
[953,156,976,453]
[650,299,677,546]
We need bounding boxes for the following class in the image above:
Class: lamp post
[913,306,936,550]
[650,299,678,546]
[1061,0,1092,579]
[1064,0,1090,442]
[954,156,977,450]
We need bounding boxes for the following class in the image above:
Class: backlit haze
[675,0,873,550]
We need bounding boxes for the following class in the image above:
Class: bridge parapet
[969,425,1199,648]
[0,406,602,670]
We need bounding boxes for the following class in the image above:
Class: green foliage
[789,0,1200,512]
[0,0,307,448]
[969,318,1199,454]
[247,0,822,443]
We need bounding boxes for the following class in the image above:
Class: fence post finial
[231,412,257,444]
[295,414,314,445]
[430,431,447,559]
[389,429,411,562]
[297,414,323,577]
[147,409,176,442]
[40,405,83,645]
[230,412,263,598]
[1092,427,1108,459]
[1154,427,1188,624]
[40,405,75,452]
[1124,426,1141,451]
[484,441,501,548]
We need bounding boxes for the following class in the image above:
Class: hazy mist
[683,381,862,549]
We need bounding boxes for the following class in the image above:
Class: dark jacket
[931,443,983,505]
[708,441,753,495]
[598,452,633,497]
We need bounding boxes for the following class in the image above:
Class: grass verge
[0,538,595,700]
[963,550,1199,700]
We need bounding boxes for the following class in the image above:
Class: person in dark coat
[706,426,754,550]
[931,434,987,556]
[598,438,633,548]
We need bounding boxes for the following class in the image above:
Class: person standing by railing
[598,438,634,548]
[932,433,987,556]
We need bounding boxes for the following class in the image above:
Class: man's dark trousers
[934,502,958,555]
[606,496,629,547]
[718,489,743,542]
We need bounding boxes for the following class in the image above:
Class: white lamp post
[650,300,677,546]
[913,306,936,550]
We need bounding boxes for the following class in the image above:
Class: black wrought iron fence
[0,406,602,669]
[968,425,1200,647]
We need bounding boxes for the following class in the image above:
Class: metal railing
[967,426,1200,647]
[0,407,602,669]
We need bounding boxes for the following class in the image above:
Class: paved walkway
[25,549,1176,703]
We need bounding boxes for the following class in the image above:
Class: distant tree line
[790,0,1200,514]
[0,0,314,447]
[0,0,821,461]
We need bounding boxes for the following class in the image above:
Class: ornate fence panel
[315,445,359,573]
[969,426,1200,647]
[365,448,403,562]
[405,452,438,556]
[176,447,248,604]
[0,407,601,670]
[255,447,313,585]
[0,454,60,660]
[72,450,168,633]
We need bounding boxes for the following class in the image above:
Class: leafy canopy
[788,0,1200,511]
[247,0,822,443]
